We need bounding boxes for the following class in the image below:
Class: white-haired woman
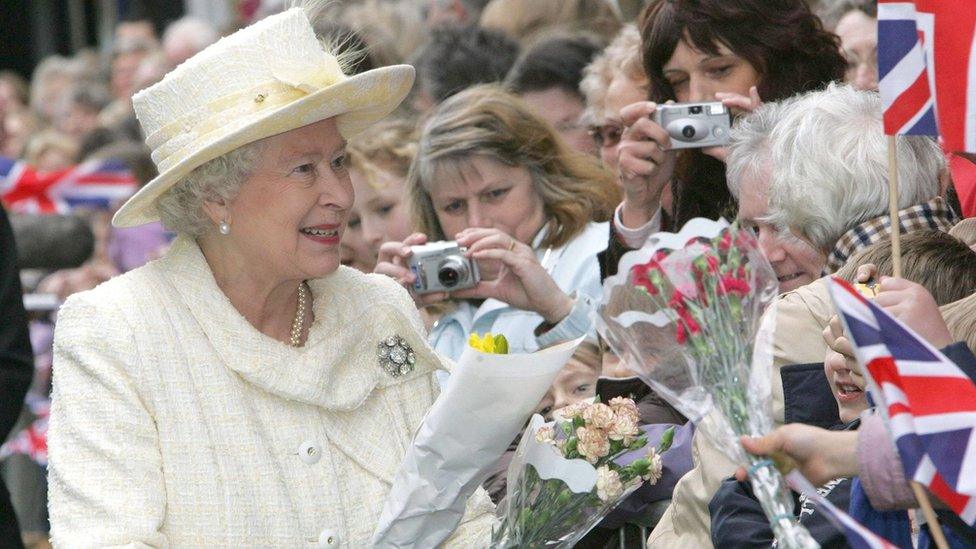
[47,9,506,547]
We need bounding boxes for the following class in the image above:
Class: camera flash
[708,104,727,115]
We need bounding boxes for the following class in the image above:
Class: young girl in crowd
[341,117,419,272]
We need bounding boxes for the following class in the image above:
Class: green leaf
[658,425,675,452]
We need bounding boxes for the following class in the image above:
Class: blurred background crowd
[2,0,975,547]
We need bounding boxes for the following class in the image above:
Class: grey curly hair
[154,142,264,237]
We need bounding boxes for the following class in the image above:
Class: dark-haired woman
[600,0,847,278]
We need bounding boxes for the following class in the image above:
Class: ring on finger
[508,239,516,252]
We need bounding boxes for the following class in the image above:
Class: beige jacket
[647,279,834,548]
[48,237,494,548]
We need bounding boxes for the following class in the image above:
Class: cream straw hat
[112,7,415,227]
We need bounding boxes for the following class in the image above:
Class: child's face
[824,348,868,423]
[534,358,599,420]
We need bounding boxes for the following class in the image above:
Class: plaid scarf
[823,196,959,274]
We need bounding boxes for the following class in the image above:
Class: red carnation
[717,231,733,252]
[675,322,687,344]
[718,275,751,296]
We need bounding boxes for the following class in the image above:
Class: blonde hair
[347,116,418,190]
[339,0,426,66]
[479,0,621,45]
[835,230,976,306]
[949,217,976,248]
[408,85,620,249]
[569,341,603,371]
[580,24,646,125]
[24,130,78,167]
[942,293,976,352]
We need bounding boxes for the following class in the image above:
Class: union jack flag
[0,156,138,214]
[878,1,976,152]
[828,277,976,525]
[878,1,938,136]
[788,472,897,549]
[0,400,49,467]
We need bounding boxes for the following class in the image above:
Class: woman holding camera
[603,0,848,276]
[374,85,619,361]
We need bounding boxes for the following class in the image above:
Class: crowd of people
[1,0,974,547]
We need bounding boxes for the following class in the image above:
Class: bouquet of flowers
[594,218,817,548]
[373,332,583,548]
[491,398,675,548]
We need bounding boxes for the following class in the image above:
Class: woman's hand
[875,277,953,348]
[452,228,574,324]
[616,101,677,228]
[733,425,859,486]
[707,86,763,161]
[374,233,450,308]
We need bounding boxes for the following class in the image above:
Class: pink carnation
[607,415,640,445]
[582,403,614,430]
[608,397,640,424]
[576,426,610,464]
[557,400,592,421]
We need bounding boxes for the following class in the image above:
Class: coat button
[318,528,339,547]
[299,441,321,464]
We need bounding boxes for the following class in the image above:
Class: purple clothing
[107,222,171,273]
[857,413,917,510]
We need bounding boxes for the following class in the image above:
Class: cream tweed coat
[47,236,495,547]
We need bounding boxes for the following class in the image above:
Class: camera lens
[437,257,469,288]
[689,105,703,114]
[681,125,696,138]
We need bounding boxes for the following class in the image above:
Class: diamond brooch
[378,335,416,377]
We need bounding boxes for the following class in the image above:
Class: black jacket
[708,420,859,549]
[0,205,32,548]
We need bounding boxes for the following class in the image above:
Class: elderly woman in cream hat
[46,8,506,547]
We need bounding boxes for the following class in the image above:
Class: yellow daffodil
[468,332,509,354]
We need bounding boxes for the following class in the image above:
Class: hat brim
[112,64,415,228]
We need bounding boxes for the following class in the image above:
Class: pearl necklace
[289,281,309,347]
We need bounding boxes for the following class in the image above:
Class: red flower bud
[718,275,751,296]
[717,231,733,252]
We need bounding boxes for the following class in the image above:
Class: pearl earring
[219,220,230,235]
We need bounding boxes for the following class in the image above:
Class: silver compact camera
[407,241,481,294]
[652,101,732,150]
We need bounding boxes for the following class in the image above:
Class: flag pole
[890,135,947,547]
[886,135,902,278]
[910,483,950,549]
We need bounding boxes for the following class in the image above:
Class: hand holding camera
[374,229,574,324]
[616,101,678,228]
[452,227,575,325]
[374,233,454,308]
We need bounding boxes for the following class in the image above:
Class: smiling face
[736,164,826,292]
[662,38,761,103]
[209,117,354,283]
[824,349,868,423]
[427,155,546,243]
